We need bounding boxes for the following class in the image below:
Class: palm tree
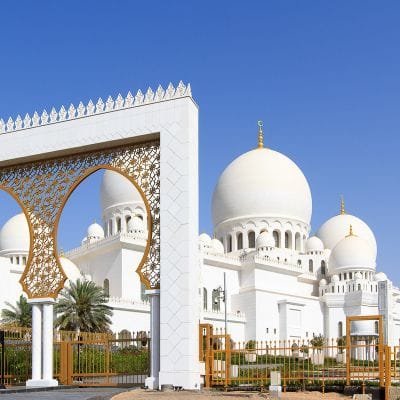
[55,279,113,333]
[1,295,32,327]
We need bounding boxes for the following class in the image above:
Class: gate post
[145,289,160,390]
[385,346,391,400]
[158,98,200,390]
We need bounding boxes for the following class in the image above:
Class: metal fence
[0,327,150,387]
[199,322,391,393]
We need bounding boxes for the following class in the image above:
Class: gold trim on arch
[0,140,160,298]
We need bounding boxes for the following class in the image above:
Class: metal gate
[58,336,150,386]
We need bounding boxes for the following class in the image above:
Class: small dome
[212,148,312,228]
[331,274,339,283]
[316,213,377,259]
[329,234,376,273]
[211,238,224,254]
[128,216,145,233]
[305,236,324,253]
[87,223,104,240]
[0,213,30,256]
[374,272,387,282]
[355,272,363,280]
[60,256,81,283]
[256,231,275,248]
[101,170,144,213]
[319,279,327,286]
[199,233,212,245]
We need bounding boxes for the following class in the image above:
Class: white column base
[26,379,58,387]
[145,376,159,390]
[159,371,201,390]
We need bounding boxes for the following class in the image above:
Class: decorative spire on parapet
[340,195,346,215]
[257,120,264,149]
[0,81,192,134]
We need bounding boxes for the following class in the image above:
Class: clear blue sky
[0,2,399,280]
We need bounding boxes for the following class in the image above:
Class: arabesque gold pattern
[0,140,160,298]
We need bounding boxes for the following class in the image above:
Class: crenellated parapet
[0,81,192,134]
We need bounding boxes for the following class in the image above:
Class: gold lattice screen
[0,140,160,298]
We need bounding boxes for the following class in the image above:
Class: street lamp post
[216,272,227,335]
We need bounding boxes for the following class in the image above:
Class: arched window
[284,231,290,248]
[338,321,343,338]
[237,233,243,250]
[203,288,208,311]
[248,231,255,248]
[227,235,232,252]
[116,217,122,232]
[212,289,220,312]
[295,233,301,251]
[125,215,131,231]
[103,279,110,297]
[320,260,326,276]
[309,259,313,273]
[358,284,361,291]
[273,230,280,248]
[22,257,26,265]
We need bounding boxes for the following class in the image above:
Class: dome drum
[215,218,309,254]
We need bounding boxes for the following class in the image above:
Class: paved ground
[112,389,352,400]
[0,387,129,400]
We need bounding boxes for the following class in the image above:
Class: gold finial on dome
[340,195,346,215]
[347,224,354,237]
[257,120,264,149]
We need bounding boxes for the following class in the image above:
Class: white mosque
[0,124,399,345]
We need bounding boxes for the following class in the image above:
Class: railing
[200,324,389,392]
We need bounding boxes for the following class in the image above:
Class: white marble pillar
[42,300,58,386]
[27,303,42,385]
[26,299,58,387]
[145,289,160,390]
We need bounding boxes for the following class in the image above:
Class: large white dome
[316,213,377,258]
[101,170,144,213]
[212,148,312,227]
[329,234,376,273]
[0,213,30,256]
